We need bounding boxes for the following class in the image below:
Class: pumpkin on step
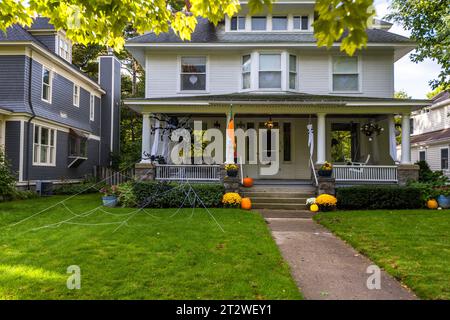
[241,198,252,210]
[242,177,254,188]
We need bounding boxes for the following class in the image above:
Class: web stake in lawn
[4,166,225,234]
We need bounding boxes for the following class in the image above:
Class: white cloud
[374,0,441,98]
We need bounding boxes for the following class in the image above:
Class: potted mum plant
[318,162,333,177]
[100,185,119,207]
[225,164,239,177]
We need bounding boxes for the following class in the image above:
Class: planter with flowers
[318,162,333,177]
[100,185,120,207]
[315,194,337,212]
[225,164,239,178]
[222,192,242,208]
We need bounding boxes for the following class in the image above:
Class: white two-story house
[409,91,450,176]
[125,0,430,185]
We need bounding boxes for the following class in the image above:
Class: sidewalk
[261,211,417,300]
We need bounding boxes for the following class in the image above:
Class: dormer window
[251,17,267,31]
[59,37,70,61]
[230,16,246,31]
[293,16,309,30]
[272,16,288,31]
[259,54,282,89]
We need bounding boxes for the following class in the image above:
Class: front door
[241,120,295,180]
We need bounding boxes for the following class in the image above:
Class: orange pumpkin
[427,199,438,209]
[243,177,254,188]
[241,198,252,210]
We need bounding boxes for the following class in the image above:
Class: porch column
[316,113,326,164]
[401,113,411,164]
[388,114,397,162]
[225,111,235,164]
[140,113,152,163]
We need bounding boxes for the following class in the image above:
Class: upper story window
[73,85,80,107]
[272,16,288,30]
[259,54,281,89]
[89,94,95,121]
[59,37,70,61]
[293,16,309,30]
[33,125,56,166]
[251,17,267,31]
[230,16,246,31]
[242,55,251,90]
[289,55,297,90]
[180,56,207,91]
[41,67,52,103]
[332,56,360,92]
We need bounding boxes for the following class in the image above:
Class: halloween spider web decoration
[5,164,225,234]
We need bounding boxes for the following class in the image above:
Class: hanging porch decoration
[360,122,384,141]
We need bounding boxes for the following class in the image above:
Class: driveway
[261,210,417,300]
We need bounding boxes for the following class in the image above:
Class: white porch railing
[155,164,221,182]
[333,165,398,183]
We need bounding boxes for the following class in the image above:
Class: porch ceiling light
[265,116,274,129]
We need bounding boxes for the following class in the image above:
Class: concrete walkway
[260,210,417,300]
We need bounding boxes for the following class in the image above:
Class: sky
[373,0,442,99]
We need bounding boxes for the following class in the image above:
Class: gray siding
[33,34,57,53]
[0,56,29,112]
[26,127,100,180]
[4,121,21,179]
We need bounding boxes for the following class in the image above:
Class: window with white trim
[41,67,52,102]
[289,55,297,90]
[73,85,80,107]
[242,55,251,90]
[230,16,246,31]
[332,56,359,92]
[441,148,448,170]
[89,94,95,121]
[293,16,309,30]
[251,16,266,30]
[272,16,288,30]
[419,150,426,162]
[180,56,207,91]
[259,54,282,89]
[33,125,56,166]
[59,37,70,61]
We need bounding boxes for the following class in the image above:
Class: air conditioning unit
[35,180,53,196]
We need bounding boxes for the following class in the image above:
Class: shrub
[416,161,448,184]
[0,150,16,201]
[117,182,137,207]
[53,182,101,195]
[336,186,423,210]
[315,194,337,211]
[132,181,225,208]
[222,192,242,208]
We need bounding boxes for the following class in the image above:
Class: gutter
[25,54,36,190]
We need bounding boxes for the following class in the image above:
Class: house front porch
[126,93,430,191]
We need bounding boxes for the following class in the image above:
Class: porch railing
[155,164,221,182]
[333,165,398,183]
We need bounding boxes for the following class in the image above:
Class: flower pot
[227,169,238,177]
[437,195,450,209]
[102,195,118,207]
[318,170,332,177]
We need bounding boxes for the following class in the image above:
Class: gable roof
[411,128,450,145]
[26,17,55,31]
[127,18,413,44]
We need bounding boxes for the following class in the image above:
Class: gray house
[0,18,121,187]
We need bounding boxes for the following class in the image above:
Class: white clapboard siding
[145,50,395,99]
[412,105,449,135]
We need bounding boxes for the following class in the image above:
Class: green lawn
[0,194,301,300]
[314,210,450,300]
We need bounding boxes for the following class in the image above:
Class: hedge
[132,181,225,208]
[336,186,423,210]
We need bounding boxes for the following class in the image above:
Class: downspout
[26,54,36,190]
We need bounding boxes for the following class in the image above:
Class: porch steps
[242,185,315,211]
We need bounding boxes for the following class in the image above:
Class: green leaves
[313,0,375,56]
